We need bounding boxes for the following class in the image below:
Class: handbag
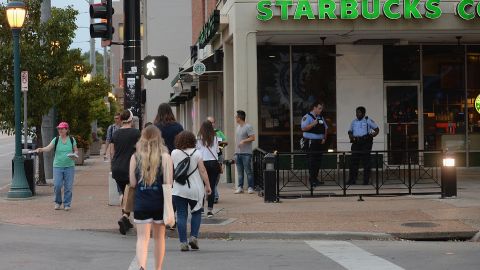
[162,153,175,227]
[122,184,135,213]
[207,145,223,174]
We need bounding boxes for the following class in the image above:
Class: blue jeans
[53,166,75,207]
[235,154,254,189]
[173,195,202,243]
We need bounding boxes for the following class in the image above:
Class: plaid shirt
[106,124,120,143]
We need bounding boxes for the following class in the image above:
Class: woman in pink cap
[36,122,78,211]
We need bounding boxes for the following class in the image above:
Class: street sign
[193,62,206,76]
[21,71,28,92]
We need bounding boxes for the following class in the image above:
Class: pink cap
[57,122,69,129]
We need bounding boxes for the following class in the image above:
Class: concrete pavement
[0,153,479,241]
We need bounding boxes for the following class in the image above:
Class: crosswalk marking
[306,241,404,270]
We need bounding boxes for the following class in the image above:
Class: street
[0,224,479,270]
[0,133,14,190]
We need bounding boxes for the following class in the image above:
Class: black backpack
[173,149,197,188]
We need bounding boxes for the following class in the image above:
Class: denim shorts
[133,210,164,224]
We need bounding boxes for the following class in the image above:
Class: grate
[401,222,439,228]
[201,218,235,225]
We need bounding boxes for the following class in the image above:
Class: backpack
[54,136,75,153]
[173,149,197,188]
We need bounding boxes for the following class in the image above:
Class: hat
[57,122,69,129]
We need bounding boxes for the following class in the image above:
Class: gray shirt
[235,123,255,154]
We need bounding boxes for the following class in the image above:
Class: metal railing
[254,150,443,199]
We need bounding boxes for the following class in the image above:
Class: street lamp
[6,1,32,199]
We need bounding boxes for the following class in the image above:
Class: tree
[81,51,106,76]
[0,1,88,181]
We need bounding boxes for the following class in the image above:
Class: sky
[1,0,108,53]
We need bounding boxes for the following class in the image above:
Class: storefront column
[223,41,236,162]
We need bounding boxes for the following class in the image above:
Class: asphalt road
[0,224,479,270]
[0,134,15,190]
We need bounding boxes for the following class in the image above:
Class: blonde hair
[136,125,168,186]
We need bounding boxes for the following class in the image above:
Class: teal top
[52,136,77,168]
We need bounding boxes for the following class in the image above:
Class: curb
[225,231,395,241]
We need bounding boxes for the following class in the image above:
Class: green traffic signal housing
[90,0,114,40]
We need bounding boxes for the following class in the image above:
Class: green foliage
[0,1,86,139]
[57,75,112,147]
[81,51,106,76]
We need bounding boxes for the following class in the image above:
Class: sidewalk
[1,155,479,241]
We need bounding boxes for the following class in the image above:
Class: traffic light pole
[123,0,142,129]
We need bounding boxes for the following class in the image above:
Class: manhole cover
[201,218,235,225]
[401,222,439,228]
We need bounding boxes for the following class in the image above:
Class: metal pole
[8,29,32,199]
[23,90,27,149]
[123,0,142,129]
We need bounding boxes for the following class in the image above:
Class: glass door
[385,84,420,164]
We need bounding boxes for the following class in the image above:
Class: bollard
[441,157,457,198]
[263,153,277,202]
[224,159,233,184]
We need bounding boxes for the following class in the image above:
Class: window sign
[257,0,480,21]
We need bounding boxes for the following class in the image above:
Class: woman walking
[172,131,211,251]
[197,121,220,218]
[36,122,78,211]
[154,103,183,153]
[111,109,141,235]
[129,125,173,270]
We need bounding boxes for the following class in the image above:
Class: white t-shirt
[196,136,219,161]
[171,148,205,212]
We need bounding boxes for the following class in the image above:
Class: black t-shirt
[155,122,183,153]
[111,128,141,182]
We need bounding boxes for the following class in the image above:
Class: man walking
[104,112,121,161]
[348,106,379,185]
[234,110,255,194]
[301,101,328,188]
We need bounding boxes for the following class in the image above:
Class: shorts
[134,210,164,224]
[115,180,128,195]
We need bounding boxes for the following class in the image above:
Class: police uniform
[348,116,378,185]
[301,112,328,187]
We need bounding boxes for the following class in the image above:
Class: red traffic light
[89,0,114,40]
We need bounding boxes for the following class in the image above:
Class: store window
[292,45,336,151]
[422,46,466,161]
[384,45,420,81]
[257,45,337,152]
[257,46,291,152]
[467,46,480,166]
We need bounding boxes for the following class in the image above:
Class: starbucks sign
[257,0,480,21]
[476,94,480,114]
[193,62,206,76]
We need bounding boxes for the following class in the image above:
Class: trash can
[12,155,35,195]
[263,153,277,202]
[224,159,234,183]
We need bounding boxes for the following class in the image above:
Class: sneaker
[214,197,219,204]
[64,206,71,211]
[118,217,129,235]
[247,187,254,194]
[189,237,199,250]
[207,211,214,218]
[180,243,190,251]
[54,204,61,210]
[234,187,243,194]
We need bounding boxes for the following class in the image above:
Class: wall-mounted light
[443,158,455,167]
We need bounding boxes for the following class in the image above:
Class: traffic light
[90,0,114,40]
[143,55,169,80]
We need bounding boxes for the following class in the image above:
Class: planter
[90,140,101,155]
[75,148,85,165]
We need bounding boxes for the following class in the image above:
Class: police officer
[348,106,379,185]
[301,101,328,188]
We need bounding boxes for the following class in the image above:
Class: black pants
[305,139,325,185]
[349,139,373,184]
[203,160,220,210]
